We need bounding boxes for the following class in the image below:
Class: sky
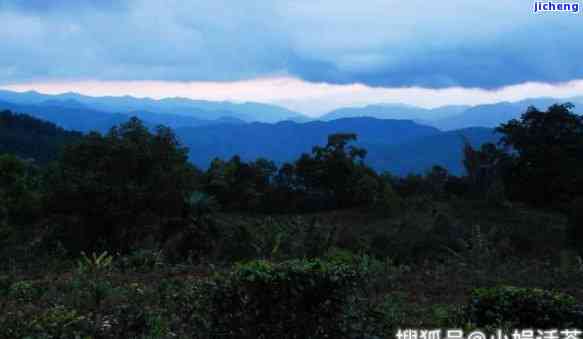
[1,0,583,116]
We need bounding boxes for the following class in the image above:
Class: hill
[0,100,246,133]
[320,104,468,121]
[0,110,82,163]
[175,117,499,175]
[317,97,583,131]
[176,117,440,169]
[430,97,583,130]
[0,106,501,175]
[364,127,500,175]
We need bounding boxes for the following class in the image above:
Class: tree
[0,154,42,228]
[462,140,510,199]
[495,103,583,207]
[44,118,199,253]
[295,133,377,208]
[0,110,81,163]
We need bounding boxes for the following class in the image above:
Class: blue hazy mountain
[175,118,499,175]
[319,104,470,121]
[429,97,583,130]
[364,127,500,175]
[173,117,500,175]
[0,90,306,123]
[0,99,247,133]
[0,103,500,175]
[317,98,583,131]
[0,100,131,132]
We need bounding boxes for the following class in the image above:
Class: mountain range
[1,89,580,131]
[319,98,583,130]
[174,118,499,175]
[2,89,577,175]
[0,90,307,125]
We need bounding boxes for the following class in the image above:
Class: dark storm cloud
[1,0,582,88]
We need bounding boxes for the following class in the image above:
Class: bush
[568,197,583,254]
[0,305,90,339]
[200,259,363,338]
[466,286,583,328]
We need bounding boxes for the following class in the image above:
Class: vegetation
[0,110,82,163]
[0,104,582,338]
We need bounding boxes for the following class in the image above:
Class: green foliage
[496,103,583,208]
[74,251,115,312]
[1,305,90,339]
[466,286,583,328]
[0,110,82,164]
[116,249,165,272]
[200,259,363,338]
[77,251,114,274]
[214,216,337,262]
[373,180,402,215]
[0,154,42,228]
[567,197,583,254]
[8,280,43,302]
[44,118,199,253]
[187,191,220,220]
[462,140,509,200]
[296,133,375,208]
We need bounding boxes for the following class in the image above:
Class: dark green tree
[44,118,199,253]
[496,103,583,207]
[295,133,378,208]
[0,154,42,229]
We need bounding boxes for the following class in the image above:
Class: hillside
[0,107,501,175]
[320,104,468,121]
[0,110,82,163]
[430,97,582,130]
[177,118,433,169]
[175,117,499,175]
[365,127,500,175]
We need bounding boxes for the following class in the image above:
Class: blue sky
[1,0,583,114]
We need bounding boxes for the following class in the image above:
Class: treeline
[1,103,582,257]
[0,110,82,163]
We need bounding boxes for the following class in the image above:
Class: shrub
[8,280,45,302]
[200,259,363,338]
[0,305,90,339]
[116,249,165,272]
[466,286,583,328]
[567,197,583,254]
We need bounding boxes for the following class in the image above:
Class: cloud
[0,0,582,88]
[0,0,126,13]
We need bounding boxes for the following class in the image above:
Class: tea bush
[466,286,583,328]
[200,259,364,338]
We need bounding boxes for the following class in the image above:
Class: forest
[1,103,583,338]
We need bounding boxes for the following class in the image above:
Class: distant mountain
[319,104,469,122]
[0,90,307,123]
[0,107,501,175]
[175,118,501,175]
[0,110,82,163]
[364,127,501,175]
[317,97,583,131]
[0,99,246,133]
[0,100,130,133]
[175,117,436,171]
[430,98,582,130]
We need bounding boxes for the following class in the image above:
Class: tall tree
[496,103,583,207]
[44,118,199,253]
